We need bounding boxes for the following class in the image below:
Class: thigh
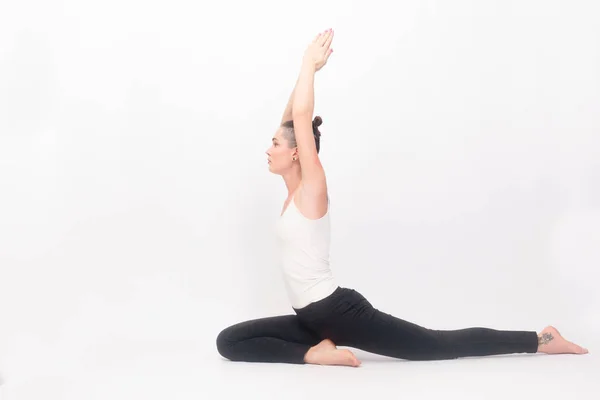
[342,307,447,360]
[217,314,321,346]
[300,288,446,360]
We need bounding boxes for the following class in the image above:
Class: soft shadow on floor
[343,348,545,363]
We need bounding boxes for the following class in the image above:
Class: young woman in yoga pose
[216,29,589,366]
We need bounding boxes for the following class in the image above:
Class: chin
[268,165,282,176]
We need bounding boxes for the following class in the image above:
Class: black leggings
[216,286,539,364]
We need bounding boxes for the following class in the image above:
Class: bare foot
[537,326,589,355]
[304,339,361,367]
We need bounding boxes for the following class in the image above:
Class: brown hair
[281,116,323,153]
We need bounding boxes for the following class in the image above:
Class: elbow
[292,108,312,119]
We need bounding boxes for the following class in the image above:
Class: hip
[293,286,375,325]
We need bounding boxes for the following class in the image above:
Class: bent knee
[216,326,235,360]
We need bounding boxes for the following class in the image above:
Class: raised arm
[281,75,300,125]
[292,29,334,192]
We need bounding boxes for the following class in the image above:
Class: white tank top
[275,194,338,309]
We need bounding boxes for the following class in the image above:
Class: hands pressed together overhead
[303,28,335,72]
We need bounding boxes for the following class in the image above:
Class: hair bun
[312,116,323,128]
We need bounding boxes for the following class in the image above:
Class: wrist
[300,59,316,73]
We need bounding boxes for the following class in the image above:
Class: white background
[1,0,599,399]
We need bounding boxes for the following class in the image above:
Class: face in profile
[266,127,296,175]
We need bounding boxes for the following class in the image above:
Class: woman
[216,29,589,366]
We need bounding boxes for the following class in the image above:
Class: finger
[313,30,324,44]
[324,48,333,62]
[318,29,331,46]
[323,29,334,49]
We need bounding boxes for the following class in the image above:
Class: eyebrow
[272,138,278,142]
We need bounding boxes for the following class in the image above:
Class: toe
[577,346,589,354]
[569,343,586,354]
[345,350,361,367]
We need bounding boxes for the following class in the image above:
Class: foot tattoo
[538,332,554,345]
[537,326,588,354]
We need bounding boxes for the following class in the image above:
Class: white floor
[1,336,598,400]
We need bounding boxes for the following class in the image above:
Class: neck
[281,167,302,198]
